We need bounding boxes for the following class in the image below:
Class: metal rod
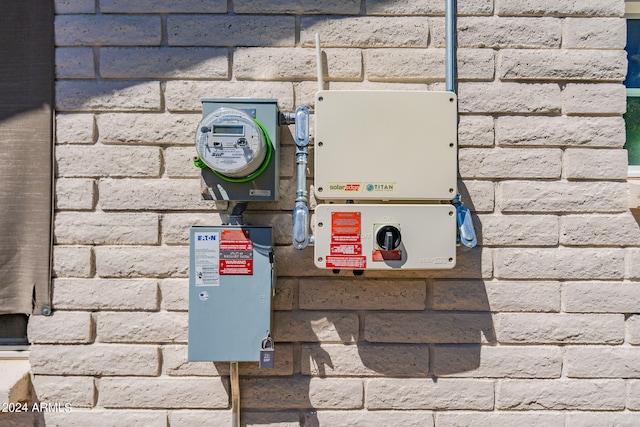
[316,33,324,92]
[230,362,240,427]
[445,0,456,93]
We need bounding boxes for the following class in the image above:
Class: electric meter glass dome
[195,107,269,178]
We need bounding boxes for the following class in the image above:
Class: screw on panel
[41,305,51,316]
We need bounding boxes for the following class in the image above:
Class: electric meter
[195,107,272,182]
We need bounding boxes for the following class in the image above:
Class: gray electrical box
[196,98,280,202]
[188,226,274,362]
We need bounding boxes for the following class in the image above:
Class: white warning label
[194,231,220,287]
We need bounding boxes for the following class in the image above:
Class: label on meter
[219,229,253,275]
[326,212,366,269]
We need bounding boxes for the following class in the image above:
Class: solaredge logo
[344,184,360,191]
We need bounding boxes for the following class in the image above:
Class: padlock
[259,336,275,369]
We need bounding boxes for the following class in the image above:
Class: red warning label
[219,229,253,275]
[326,212,365,269]
[326,255,367,269]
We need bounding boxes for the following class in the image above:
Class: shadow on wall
[216,253,494,424]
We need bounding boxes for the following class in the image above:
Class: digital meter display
[212,125,244,135]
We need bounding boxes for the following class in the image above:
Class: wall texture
[25,0,639,425]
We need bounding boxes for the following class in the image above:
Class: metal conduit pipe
[445,0,456,93]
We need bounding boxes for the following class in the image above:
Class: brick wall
[27,0,638,425]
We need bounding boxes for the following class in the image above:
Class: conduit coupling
[288,106,312,249]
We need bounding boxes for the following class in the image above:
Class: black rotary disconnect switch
[376,225,402,251]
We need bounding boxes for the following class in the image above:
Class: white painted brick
[627,380,640,410]
[98,113,198,145]
[100,47,228,79]
[478,214,559,246]
[458,83,561,114]
[31,375,95,408]
[494,248,625,280]
[495,313,624,344]
[496,116,625,148]
[367,0,493,16]
[459,148,561,179]
[101,0,226,13]
[55,212,159,245]
[55,0,95,14]
[366,378,494,410]
[627,315,640,344]
[565,282,640,313]
[159,279,188,311]
[500,181,628,213]
[56,81,161,112]
[560,214,640,246]
[30,344,160,376]
[566,346,640,378]
[235,48,362,81]
[497,0,624,17]
[52,245,93,278]
[162,345,220,377]
[99,377,228,409]
[56,145,161,177]
[459,180,495,213]
[241,377,362,409]
[169,411,231,427]
[458,116,494,147]
[433,345,562,378]
[55,178,95,210]
[55,15,161,46]
[95,246,188,278]
[56,47,94,78]
[457,17,561,48]
[235,0,360,14]
[165,147,199,178]
[627,249,640,280]
[168,15,295,47]
[28,311,93,344]
[365,312,494,344]
[437,412,564,427]
[273,311,358,343]
[165,81,294,112]
[567,413,640,427]
[96,312,188,343]
[497,379,625,410]
[52,278,159,310]
[366,48,494,82]
[98,178,204,211]
[500,49,626,81]
[564,18,626,49]
[432,280,561,312]
[313,410,434,427]
[301,16,428,48]
[56,113,95,144]
[161,213,223,245]
[299,278,426,310]
[41,410,168,427]
[563,148,628,180]
[562,83,626,115]
[301,343,429,376]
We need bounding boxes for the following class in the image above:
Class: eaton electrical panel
[188,226,274,362]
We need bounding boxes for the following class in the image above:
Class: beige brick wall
[31,0,638,425]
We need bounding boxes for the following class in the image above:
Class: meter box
[188,226,274,362]
[314,90,458,201]
[313,204,457,270]
[195,98,280,202]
